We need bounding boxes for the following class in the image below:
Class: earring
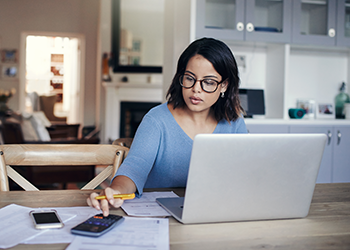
[221,92,225,98]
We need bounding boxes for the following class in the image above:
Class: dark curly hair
[166,37,244,122]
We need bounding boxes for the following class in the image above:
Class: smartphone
[29,210,64,229]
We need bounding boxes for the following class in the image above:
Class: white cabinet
[290,125,350,183]
[291,0,337,46]
[195,0,292,43]
[289,125,333,183]
[332,126,350,182]
[245,120,350,183]
[336,0,350,47]
[195,0,350,47]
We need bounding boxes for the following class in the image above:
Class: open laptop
[156,133,327,224]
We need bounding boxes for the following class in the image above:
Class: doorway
[20,32,84,124]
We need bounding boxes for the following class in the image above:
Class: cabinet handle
[328,28,335,37]
[236,22,244,31]
[327,130,332,145]
[337,130,341,145]
[246,23,254,32]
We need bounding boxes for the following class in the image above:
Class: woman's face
[181,54,227,115]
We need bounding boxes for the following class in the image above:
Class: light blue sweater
[114,103,247,195]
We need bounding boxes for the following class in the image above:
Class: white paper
[24,206,99,244]
[66,217,169,250]
[0,204,77,248]
[121,191,179,217]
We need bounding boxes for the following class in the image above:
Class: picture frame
[1,64,19,80]
[316,103,335,119]
[296,99,316,119]
[1,49,18,63]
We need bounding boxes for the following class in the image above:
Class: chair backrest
[0,144,129,191]
[112,138,133,160]
[112,138,133,148]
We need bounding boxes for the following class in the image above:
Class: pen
[95,193,135,200]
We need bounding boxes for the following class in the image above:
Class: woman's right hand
[86,187,125,217]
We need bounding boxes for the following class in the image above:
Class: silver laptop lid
[181,133,326,224]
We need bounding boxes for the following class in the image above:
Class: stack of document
[0,192,175,249]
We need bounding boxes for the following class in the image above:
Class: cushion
[22,111,51,141]
[21,118,39,141]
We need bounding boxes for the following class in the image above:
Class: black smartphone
[71,213,124,237]
[29,210,64,229]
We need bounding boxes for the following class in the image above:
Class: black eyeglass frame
[179,74,225,93]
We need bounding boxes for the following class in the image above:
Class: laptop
[156,133,327,224]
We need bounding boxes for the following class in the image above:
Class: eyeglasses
[179,74,224,93]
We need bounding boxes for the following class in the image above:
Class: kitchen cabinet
[292,0,337,46]
[289,125,350,183]
[336,0,350,47]
[245,120,350,183]
[195,0,292,43]
[332,126,350,182]
[196,0,350,47]
[289,125,333,183]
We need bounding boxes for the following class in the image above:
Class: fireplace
[102,80,163,143]
[120,101,161,138]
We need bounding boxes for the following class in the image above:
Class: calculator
[71,214,124,237]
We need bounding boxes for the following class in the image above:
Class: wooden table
[0,183,349,250]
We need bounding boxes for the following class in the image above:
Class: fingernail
[96,206,100,210]
[109,199,114,205]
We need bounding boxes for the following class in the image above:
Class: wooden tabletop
[1,183,349,250]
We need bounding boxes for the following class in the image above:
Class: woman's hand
[87,187,125,216]
[86,175,137,217]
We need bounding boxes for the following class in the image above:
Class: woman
[87,37,247,216]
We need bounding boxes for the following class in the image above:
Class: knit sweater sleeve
[112,111,162,196]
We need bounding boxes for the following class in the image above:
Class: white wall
[287,47,349,109]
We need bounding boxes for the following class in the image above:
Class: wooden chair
[0,144,129,191]
[112,138,133,160]
[112,138,133,148]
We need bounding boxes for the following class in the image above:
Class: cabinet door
[246,124,289,133]
[336,0,350,46]
[332,126,350,182]
[195,0,245,40]
[245,0,292,43]
[290,125,333,183]
[292,0,337,46]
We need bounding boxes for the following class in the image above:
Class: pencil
[95,193,135,200]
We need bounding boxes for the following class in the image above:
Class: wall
[287,47,349,110]
[0,0,99,126]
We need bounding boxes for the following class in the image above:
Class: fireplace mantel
[103,81,163,143]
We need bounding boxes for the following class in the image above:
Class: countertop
[244,118,350,126]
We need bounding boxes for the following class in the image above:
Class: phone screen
[30,210,63,229]
[32,212,61,224]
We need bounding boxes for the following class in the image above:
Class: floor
[9,166,111,191]
[59,165,110,190]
